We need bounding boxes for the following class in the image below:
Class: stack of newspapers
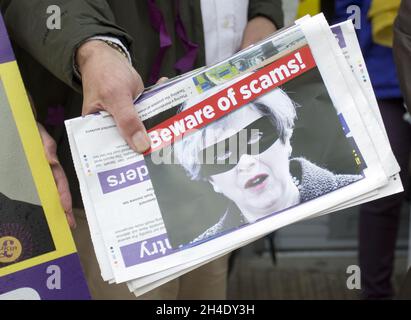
[66,14,402,297]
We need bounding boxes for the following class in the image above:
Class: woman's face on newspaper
[204,105,296,222]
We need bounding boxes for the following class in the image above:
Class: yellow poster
[0,14,89,300]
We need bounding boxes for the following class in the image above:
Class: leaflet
[65,15,401,288]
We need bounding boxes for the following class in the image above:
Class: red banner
[146,45,316,155]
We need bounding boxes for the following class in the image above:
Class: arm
[248,0,284,30]
[241,0,284,49]
[38,122,76,228]
[1,0,150,153]
[393,0,411,111]
[28,93,75,228]
[0,0,133,90]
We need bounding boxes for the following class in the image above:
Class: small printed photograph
[193,42,280,92]
[145,67,365,249]
[193,28,306,93]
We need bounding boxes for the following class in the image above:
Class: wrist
[76,40,110,75]
[76,39,129,75]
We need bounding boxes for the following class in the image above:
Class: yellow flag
[369,0,401,47]
[297,0,321,18]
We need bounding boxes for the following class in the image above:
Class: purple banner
[0,253,90,300]
[120,234,175,267]
[97,160,150,194]
[332,25,347,49]
[338,113,351,135]
[0,14,15,64]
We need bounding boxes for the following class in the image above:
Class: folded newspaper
[66,14,403,297]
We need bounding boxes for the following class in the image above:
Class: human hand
[240,16,278,50]
[76,40,151,154]
[156,77,169,85]
[37,123,76,228]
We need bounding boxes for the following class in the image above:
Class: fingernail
[132,131,151,154]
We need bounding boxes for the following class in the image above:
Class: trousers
[359,98,411,299]
[72,209,229,300]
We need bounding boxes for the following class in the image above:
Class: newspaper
[129,17,403,295]
[65,14,402,295]
[127,17,403,296]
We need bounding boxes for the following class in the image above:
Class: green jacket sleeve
[393,0,411,111]
[248,0,284,30]
[0,0,134,91]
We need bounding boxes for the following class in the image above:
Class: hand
[37,123,76,229]
[76,40,151,154]
[156,77,169,85]
[240,16,278,50]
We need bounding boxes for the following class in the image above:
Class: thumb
[110,98,151,154]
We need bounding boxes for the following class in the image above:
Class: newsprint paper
[65,14,402,296]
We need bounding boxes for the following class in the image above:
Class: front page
[65,15,399,287]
